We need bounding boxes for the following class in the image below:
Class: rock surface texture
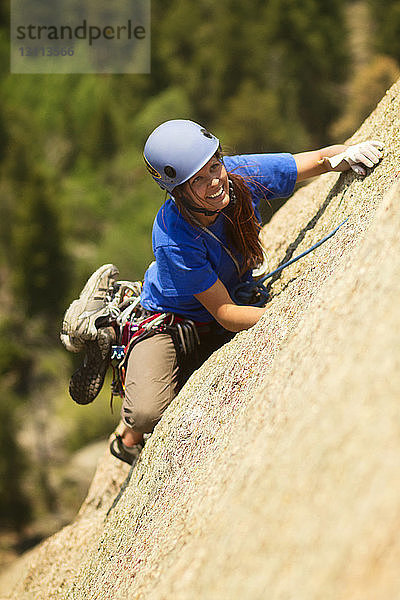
[1,80,400,600]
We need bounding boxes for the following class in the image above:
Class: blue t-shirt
[140,153,297,321]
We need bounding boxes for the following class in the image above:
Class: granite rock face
[1,80,400,600]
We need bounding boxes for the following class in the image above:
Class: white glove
[326,141,384,175]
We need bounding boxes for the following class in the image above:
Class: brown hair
[172,160,264,276]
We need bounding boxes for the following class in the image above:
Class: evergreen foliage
[11,174,71,322]
[0,399,32,531]
[331,55,400,140]
[0,319,33,531]
[369,0,400,63]
[151,0,348,148]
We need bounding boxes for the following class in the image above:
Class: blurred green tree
[369,0,400,63]
[331,54,400,140]
[219,79,310,153]
[0,320,33,532]
[11,173,71,325]
[0,399,33,532]
[151,0,349,149]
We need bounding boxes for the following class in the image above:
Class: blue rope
[233,218,349,306]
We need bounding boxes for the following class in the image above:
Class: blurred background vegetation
[0,0,399,567]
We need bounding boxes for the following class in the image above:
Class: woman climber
[61,119,383,464]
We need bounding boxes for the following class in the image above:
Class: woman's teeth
[207,186,224,199]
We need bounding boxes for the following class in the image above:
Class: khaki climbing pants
[121,327,234,433]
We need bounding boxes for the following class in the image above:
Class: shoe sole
[69,327,115,404]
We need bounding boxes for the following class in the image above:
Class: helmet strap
[181,199,221,216]
[180,177,236,217]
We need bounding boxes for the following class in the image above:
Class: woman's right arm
[194,279,267,333]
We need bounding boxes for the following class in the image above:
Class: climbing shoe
[69,326,116,405]
[109,433,144,466]
[60,263,119,352]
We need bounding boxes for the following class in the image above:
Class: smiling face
[185,155,230,221]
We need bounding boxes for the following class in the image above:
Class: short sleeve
[223,153,297,205]
[155,243,218,297]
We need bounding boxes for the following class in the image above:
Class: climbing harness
[110,312,201,403]
[105,282,203,403]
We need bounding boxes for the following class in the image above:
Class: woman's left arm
[294,140,384,182]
